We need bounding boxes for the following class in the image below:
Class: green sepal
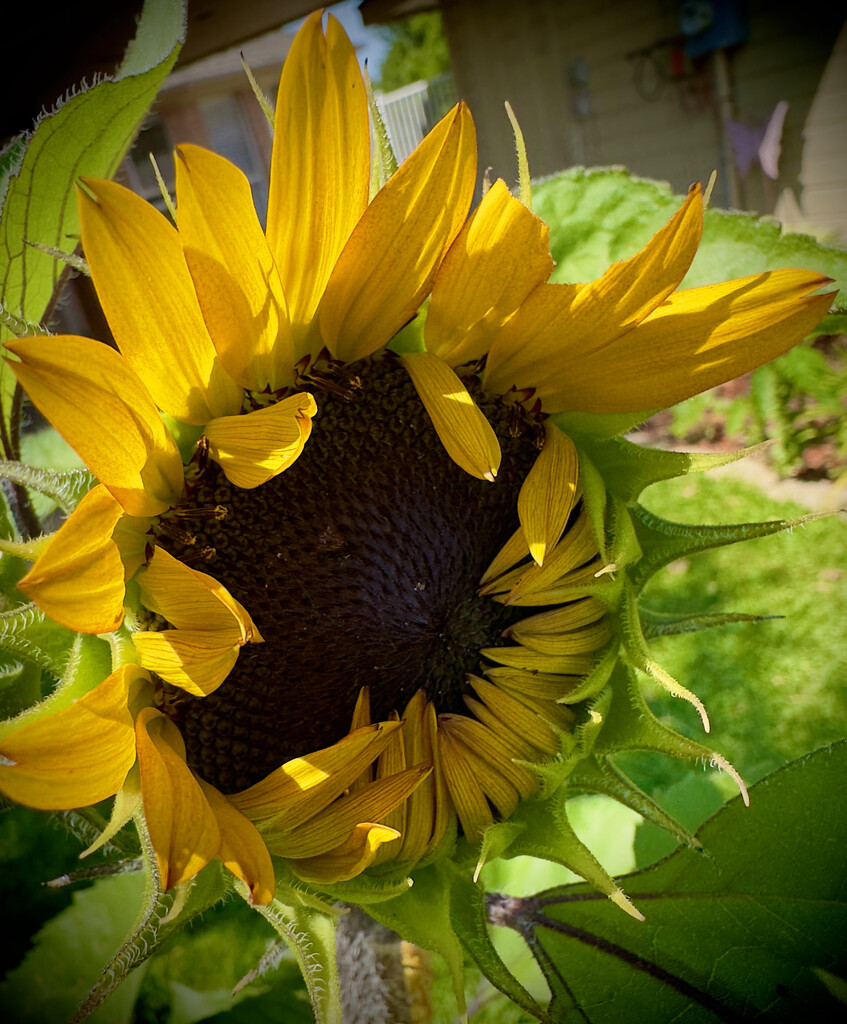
[627,503,834,592]
[617,582,711,731]
[71,816,231,1024]
[0,460,94,513]
[568,754,703,853]
[366,861,468,1017]
[248,893,342,1024]
[574,441,608,558]
[638,604,780,639]
[364,63,398,200]
[0,628,109,738]
[552,407,659,440]
[556,643,618,707]
[492,792,644,920]
[592,662,748,802]
[444,859,553,1024]
[320,870,414,905]
[574,434,775,505]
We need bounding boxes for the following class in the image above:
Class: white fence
[375,73,457,163]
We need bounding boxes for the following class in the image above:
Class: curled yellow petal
[518,422,579,567]
[267,11,370,348]
[426,178,553,366]
[134,547,261,695]
[204,392,317,489]
[267,764,430,858]
[290,822,401,884]
[176,144,293,392]
[138,546,261,641]
[5,336,184,516]
[401,351,500,481]
[136,708,221,890]
[0,665,137,809]
[199,779,275,904]
[18,484,126,633]
[132,630,241,697]
[78,179,241,424]
[321,102,476,363]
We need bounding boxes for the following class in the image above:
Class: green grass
[632,470,847,786]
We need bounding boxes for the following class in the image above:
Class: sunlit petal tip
[401,352,501,482]
[5,336,184,517]
[205,392,317,489]
[290,822,401,884]
[18,484,126,634]
[518,423,579,567]
[0,666,136,810]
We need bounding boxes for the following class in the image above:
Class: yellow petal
[138,546,261,641]
[132,630,241,697]
[437,727,493,843]
[401,351,500,481]
[266,11,370,351]
[480,646,596,678]
[542,271,835,414]
[500,509,598,603]
[483,185,704,397]
[0,665,136,809]
[176,144,293,392]
[78,178,241,424]
[5,336,184,516]
[426,178,553,366]
[267,764,430,858]
[204,393,317,489]
[231,722,403,826]
[372,712,407,865]
[320,103,476,363]
[18,485,125,633]
[136,707,221,890]
[504,618,612,656]
[439,714,537,802]
[290,823,400,884]
[467,675,563,755]
[134,547,260,695]
[480,526,530,586]
[199,779,275,904]
[518,422,578,567]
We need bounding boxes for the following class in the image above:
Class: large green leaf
[0,869,148,1024]
[533,168,847,316]
[487,742,847,1022]
[0,0,185,432]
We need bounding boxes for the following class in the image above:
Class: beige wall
[440,0,846,235]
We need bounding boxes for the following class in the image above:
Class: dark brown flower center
[162,355,541,793]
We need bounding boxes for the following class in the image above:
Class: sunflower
[0,10,832,909]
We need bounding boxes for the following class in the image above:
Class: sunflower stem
[336,904,420,1024]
